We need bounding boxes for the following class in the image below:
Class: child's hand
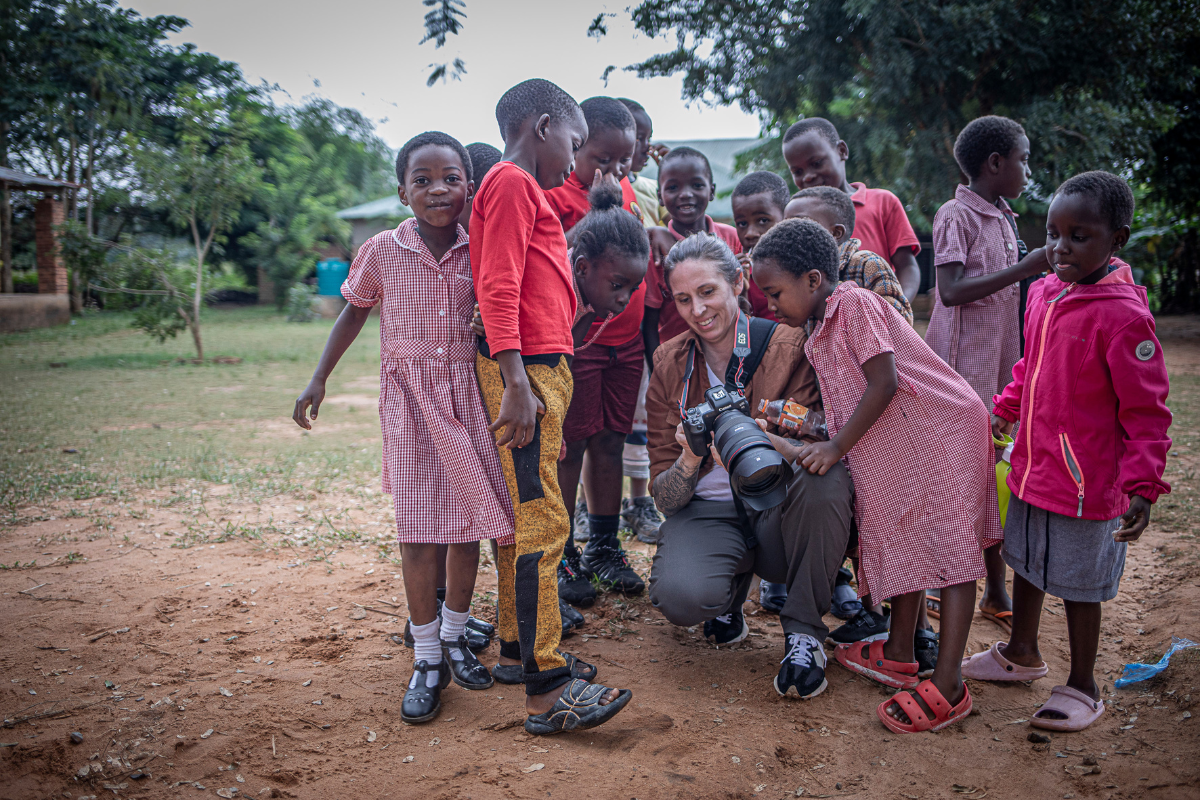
[991,414,1014,440]
[293,379,326,430]
[1114,495,1152,543]
[593,169,622,196]
[491,383,546,449]
[795,439,843,475]
[753,418,805,456]
[470,303,485,338]
[648,227,675,268]
[649,143,670,165]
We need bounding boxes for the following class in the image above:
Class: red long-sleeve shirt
[470,162,575,356]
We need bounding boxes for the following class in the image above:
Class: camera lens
[710,412,793,511]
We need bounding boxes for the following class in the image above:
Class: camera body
[683,384,749,457]
[681,384,793,512]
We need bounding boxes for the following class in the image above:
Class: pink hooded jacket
[993,260,1171,520]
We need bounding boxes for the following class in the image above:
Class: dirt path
[2,339,1199,800]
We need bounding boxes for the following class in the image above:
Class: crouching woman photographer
[645,234,852,699]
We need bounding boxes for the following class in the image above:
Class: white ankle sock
[410,619,442,687]
[440,606,470,661]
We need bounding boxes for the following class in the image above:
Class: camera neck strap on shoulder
[677,312,778,417]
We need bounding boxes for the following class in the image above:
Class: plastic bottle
[758,398,828,439]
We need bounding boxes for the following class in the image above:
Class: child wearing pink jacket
[964,172,1172,733]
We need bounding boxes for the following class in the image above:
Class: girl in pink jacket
[963,172,1172,733]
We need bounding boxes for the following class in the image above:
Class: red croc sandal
[877,680,972,734]
[834,638,919,689]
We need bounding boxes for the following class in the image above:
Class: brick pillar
[35,194,68,294]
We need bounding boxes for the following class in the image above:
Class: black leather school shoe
[466,614,495,638]
[560,599,584,636]
[442,635,494,690]
[401,659,452,724]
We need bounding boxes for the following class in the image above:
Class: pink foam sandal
[1030,685,1105,732]
[835,638,919,689]
[961,641,1049,682]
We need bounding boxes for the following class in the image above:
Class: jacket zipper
[1018,284,1074,497]
[1059,431,1086,517]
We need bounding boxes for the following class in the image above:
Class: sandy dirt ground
[3,334,1200,800]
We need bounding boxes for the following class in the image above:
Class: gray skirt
[1002,495,1126,602]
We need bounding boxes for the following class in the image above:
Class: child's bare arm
[293,303,372,429]
[937,247,1049,307]
[489,349,544,449]
[642,308,661,371]
[890,247,921,301]
[796,352,897,474]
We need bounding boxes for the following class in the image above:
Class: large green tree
[625,0,1198,227]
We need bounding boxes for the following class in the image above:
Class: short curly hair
[953,115,1026,180]
[465,142,502,183]
[753,218,840,284]
[782,117,840,148]
[580,96,636,136]
[733,171,790,213]
[495,78,582,142]
[791,186,857,237]
[1055,171,1135,231]
[395,131,471,186]
[659,146,713,183]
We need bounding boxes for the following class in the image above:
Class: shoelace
[781,635,817,668]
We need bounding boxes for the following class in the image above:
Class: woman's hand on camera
[796,440,843,475]
[674,423,705,468]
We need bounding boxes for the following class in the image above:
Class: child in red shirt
[471,78,631,736]
[545,97,649,606]
[644,147,757,350]
[782,118,922,300]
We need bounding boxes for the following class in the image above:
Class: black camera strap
[677,312,778,551]
[677,312,777,417]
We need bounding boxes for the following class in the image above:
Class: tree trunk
[189,213,210,361]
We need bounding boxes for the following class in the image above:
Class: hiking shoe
[580,543,645,595]
[622,496,663,544]
[560,599,584,636]
[558,544,597,608]
[775,633,828,699]
[758,579,787,614]
[825,608,890,646]
[573,495,590,542]
[704,610,749,645]
[915,626,939,678]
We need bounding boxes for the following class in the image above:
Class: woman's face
[669,256,743,346]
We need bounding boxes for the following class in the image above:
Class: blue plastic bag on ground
[1114,636,1199,688]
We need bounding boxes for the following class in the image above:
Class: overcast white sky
[128,0,763,150]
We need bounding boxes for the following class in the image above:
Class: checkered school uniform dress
[342,220,515,545]
[806,283,1001,600]
[925,185,1022,411]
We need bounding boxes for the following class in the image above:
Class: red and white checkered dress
[806,283,1000,600]
[924,185,1022,411]
[342,220,515,545]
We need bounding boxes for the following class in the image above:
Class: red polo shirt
[545,172,648,347]
[848,182,921,266]
[470,161,575,356]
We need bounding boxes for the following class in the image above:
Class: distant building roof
[0,166,81,191]
[336,194,412,221]
[638,138,762,221]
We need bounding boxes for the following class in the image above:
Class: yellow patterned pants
[475,352,573,696]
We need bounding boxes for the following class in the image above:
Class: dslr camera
[683,384,793,511]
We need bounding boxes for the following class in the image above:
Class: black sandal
[443,635,494,690]
[524,678,632,735]
[401,660,451,724]
[491,651,597,685]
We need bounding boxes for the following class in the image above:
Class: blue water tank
[316,259,350,296]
